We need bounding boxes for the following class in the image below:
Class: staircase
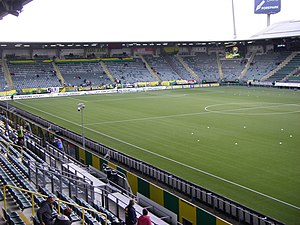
[278,53,300,81]
[100,61,116,83]
[51,62,65,85]
[283,67,300,82]
[239,51,256,80]
[1,60,15,90]
[164,55,183,79]
[139,55,161,81]
[176,55,201,82]
[261,52,298,81]
[216,53,223,80]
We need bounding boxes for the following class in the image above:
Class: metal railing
[2,185,108,225]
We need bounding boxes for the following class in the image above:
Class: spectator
[54,208,72,225]
[55,138,64,151]
[17,125,24,146]
[137,208,152,225]
[125,199,137,225]
[37,196,56,225]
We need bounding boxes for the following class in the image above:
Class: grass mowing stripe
[86,102,300,126]
[85,111,210,125]
[14,100,300,211]
[68,88,227,104]
[205,102,300,115]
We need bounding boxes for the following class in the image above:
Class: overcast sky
[0,0,299,42]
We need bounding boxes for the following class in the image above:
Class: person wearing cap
[37,196,56,225]
[125,199,137,225]
[54,208,73,225]
[137,208,152,225]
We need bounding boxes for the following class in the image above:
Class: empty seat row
[0,155,32,209]
[2,208,26,225]
[74,196,114,225]
[7,154,28,177]
[92,201,121,224]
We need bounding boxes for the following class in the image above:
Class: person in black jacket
[125,199,137,225]
[54,208,72,225]
[37,196,56,225]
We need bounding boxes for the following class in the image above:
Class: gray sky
[0,0,299,42]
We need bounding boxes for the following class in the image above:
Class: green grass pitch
[11,86,300,224]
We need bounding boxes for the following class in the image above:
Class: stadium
[0,0,300,225]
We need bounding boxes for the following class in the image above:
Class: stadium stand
[181,52,220,82]
[163,55,195,80]
[105,58,156,84]
[288,68,300,82]
[0,160,32,210]
[143,55,182,81]
[242,51,286,81]
[7,62,61,89]
[56,62,112,87]
[266,52,300,82]
[2,208,26,225]
[0,119,172,225]
[0,137,113,225]
[0,63,9,92]
[220,59,245,81]
[2,50,299,90]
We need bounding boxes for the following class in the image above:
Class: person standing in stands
[56,138,64,152]
[17,125,24,146]
[54,207,73,225]
[137,208,152,225]
[125,199,137,225]
[37,196,56,225]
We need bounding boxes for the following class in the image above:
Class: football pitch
[11,86,300,224]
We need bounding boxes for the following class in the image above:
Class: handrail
[3,184,108,225]
[0,136,24,158]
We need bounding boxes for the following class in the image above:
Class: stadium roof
[0,0,32,19]
[251,20,300,40]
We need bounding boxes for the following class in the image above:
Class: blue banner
[254,0,281,14]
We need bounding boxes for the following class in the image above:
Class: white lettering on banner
[252,81,300,88]
[262,6,279,9]
[1,87,167,101]
[275,82,300,88]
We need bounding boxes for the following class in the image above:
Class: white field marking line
[73,89,225,104]
[64,94,186,104]
[15,101,300,210]
[85,102,300,126]
[67,96,88,102]
[86,94,188,103]
[205,103,300,115]
[85,111,210,126]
